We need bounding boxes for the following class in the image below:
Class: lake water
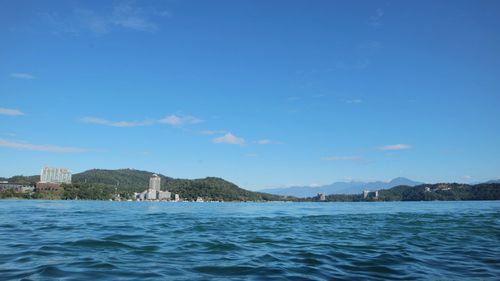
[0,200,499,280]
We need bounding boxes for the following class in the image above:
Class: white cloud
[321,156,363,161]
[378,144,412,151]
[0,107,24,116]
[110,2,158,32]
[81,116,152,127]
[0,139,86,153]
[286,96,301,102]
[10,73,35,80]
[213,133,245,145]
[345,99,362,104]
[255,139,285,145]
[42,2,168,35]
[74,8,111,35]
[201,130,226,135]
[369,8,384,27]
[159,115,203,127]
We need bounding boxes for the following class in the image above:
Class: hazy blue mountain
[483,179,500,184]
[260,177,423,198]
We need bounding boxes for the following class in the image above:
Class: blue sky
[1,0,499,190]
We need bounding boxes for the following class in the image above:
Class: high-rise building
[149,174,161,191]
[136,174,171,201]
[40,167,71,184]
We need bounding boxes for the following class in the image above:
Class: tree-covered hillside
[71,168,172,192]
[312,183,500,201]
[70,169,283,201]
[3,168,285,201]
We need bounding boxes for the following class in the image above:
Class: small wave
[65,239,136,250]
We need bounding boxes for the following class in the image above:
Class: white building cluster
[136,174,173,201]
[40,167,72,184]
[363,190,379,200]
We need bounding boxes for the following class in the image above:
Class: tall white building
[136,174,171,201]
[149,174,161,191]
[40,167,71,184]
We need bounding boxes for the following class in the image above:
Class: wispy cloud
[42,2,169,35]
[213,133,245,145]
[10,73,35,80]
[255,139,285,145]
[81,116,152,127]
[378,144,412,151]
[0,139,86,153]
[0,107,24,116]
[369,8,384,27]
[110,2,159,32]
[201,130,226,135]
[345,99,362,104]
[286,96,301,102]
[159,115,203,127]
[321,156,363,161]
[312,94,327,99]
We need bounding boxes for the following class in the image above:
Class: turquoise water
[0,201,499,280]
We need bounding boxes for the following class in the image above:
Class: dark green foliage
[72,169,169,192]
[2,175,39,186]
[61,183,116,200]
[71,169,284,201]
[4,169,499,202]
[299,183,500,202]
[377,183,500,201]
[0,189,30,199]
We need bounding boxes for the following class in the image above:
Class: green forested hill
[70,169,283,201]
[71,169,171,192]
[319,183,500,201]
[378,183,500,201]
[6,169,499,201]
[3,168,284,201]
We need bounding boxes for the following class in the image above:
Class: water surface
[1,201,499,280]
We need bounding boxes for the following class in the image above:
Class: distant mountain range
[483,179,500,184]
[259,177,423,198]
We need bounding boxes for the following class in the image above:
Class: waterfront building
[36,167,72,192]
[158,190,171,200]
[174,194,180,202]
[136,174,171,201]
[40,167,72,184]
[317,193,326,201]
[149,174,161,191]
[363,190,379,200]
[0,183,34,193]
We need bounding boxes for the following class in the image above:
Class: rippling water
[1,201,499,280]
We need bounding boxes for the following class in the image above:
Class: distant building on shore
[317,193,326,201]
[149,174,161,191]
[0,183,34,193]
[40,167,72,184]
[136,174,171,201]
[36,167,72,192]
[363,190,379,200]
